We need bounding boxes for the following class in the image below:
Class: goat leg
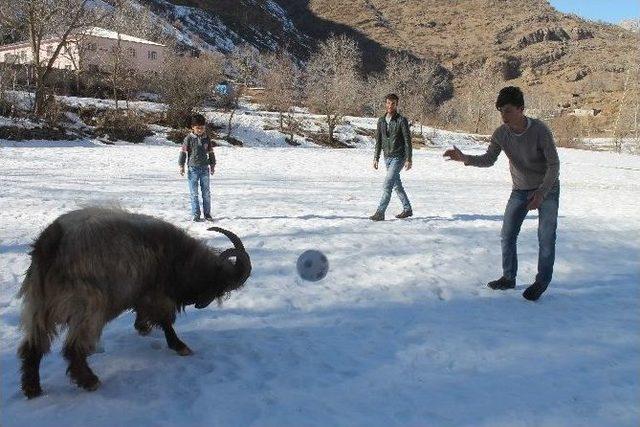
[161,322,193,356]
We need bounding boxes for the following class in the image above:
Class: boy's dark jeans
[187,166,211,217]
[501,183,559,286]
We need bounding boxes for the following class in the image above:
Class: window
[147,50,157,60]
[128,48,136,58]
[46,45,53,55]
[86,42,97,52]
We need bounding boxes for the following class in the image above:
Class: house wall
[0,34,165,74]
[80,35,165,73]
[0,40,78,70]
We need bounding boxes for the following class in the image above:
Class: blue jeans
[501,183,559,285]
[187,166,211,217]
[376,157,412,214]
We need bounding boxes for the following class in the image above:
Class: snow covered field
[1,140,639,426]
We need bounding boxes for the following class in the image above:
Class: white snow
[1,135,639,426]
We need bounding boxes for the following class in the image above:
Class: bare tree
[224,84,244,142]
[0,0,109,116]
[359,53,447,139]
[612,56,640,152]
[460,66,500,134]
[228,44,262,87]
[158,52,223,128]
[305,34,362,145]
[261,51,303,134]
[98,0,170,109]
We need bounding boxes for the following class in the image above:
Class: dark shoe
[204,215,214,222]
[487,277,516,290]
[193,216,203,222]
[523,282,548,301]
[369,212,385,221]
[395,210,413,219]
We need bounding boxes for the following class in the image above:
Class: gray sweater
[465,117,560,196]
[178,133,216,168]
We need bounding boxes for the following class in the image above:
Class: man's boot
[523,282,548,301]
[369,212,384,221]
[487,276,515,290]
[395,210,413,219]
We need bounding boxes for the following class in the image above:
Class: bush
[167,128,189,145]
[0,96,16,117]
[41,95,65,129]
[167,122,222,145]
[94,110,153,143]
[157,53,224,129]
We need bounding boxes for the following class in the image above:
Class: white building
[0,27,166,74]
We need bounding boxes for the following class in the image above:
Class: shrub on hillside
[94,110,153,143]
[157,53,224,129]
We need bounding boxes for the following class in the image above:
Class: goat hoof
[22,383,43,399]
[134,321,153,337]
[84,379,100,392]
[76,375,100,392]
[177,346,193,356]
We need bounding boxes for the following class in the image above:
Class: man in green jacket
[370,93,413,221]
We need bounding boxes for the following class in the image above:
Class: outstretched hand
[443,145,466,162]
[373,160,379,170]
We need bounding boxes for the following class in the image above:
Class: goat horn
[208,227,245,251]
[209,228,251,284]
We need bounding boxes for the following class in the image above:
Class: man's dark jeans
[501,183,559,285]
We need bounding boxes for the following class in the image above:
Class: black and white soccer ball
[296,250,329,282]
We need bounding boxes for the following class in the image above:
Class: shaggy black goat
[17,207,251,398]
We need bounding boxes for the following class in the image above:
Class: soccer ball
[296,250,329,282]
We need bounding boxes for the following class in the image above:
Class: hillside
[276,0,638,119]
[131,0,637,130]
[2,0,637,132]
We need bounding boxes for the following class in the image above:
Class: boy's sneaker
[487,276,516,290]
[369,212,384,221]
[192,216,203,222]
[204,215,214,222]
[523,282,548,301]
[395,210,413,219]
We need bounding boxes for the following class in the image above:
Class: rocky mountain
[275,0,637,118]
[137,0,637,124]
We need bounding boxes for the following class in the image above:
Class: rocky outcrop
[528,47,567,67]
[518,27,570,48]
[570,27,595,40]
[486,55,521,80]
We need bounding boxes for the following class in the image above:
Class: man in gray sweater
[443,86,560,301]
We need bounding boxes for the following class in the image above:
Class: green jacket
[374,113,412,162]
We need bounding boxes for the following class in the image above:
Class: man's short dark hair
[385,93,399,102]
[190,113,206,127]
[496,86,524,110]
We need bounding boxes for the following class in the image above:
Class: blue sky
[549,0,639,23]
